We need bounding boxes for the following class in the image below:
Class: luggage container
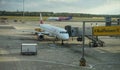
[21,43,37,55]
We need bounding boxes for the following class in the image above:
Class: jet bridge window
[60,31,68,34]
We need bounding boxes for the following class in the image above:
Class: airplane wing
[15,29,36,34]
[16,27,50,36]
[37,31,49,35]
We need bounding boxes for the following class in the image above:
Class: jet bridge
[65,25,105,47]
[79,27,105,47]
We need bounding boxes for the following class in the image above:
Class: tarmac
[0,20,120,70]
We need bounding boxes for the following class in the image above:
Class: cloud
[83,1,120,14]
[49,0,120,15]
[0,0,22,11]
[0,0,120,15]
[0,0,5,4]
[47,0,79,3]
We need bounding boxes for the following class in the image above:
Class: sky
[0,0,120,15]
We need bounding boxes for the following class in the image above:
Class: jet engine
[37,33,44,41]
[48,33,54,37]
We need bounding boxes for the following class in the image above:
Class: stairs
[85,35,105,47]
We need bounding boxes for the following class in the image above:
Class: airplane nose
[65,36,69,40]
[62,35,69,40]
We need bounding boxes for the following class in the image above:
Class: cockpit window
[60,31,68,34]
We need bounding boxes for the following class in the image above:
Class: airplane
[36,13,69,44]
[48,16,72,21]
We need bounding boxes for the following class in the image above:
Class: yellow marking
[0,50,9,54]
[93,26,120,36]
[0,57,20,62]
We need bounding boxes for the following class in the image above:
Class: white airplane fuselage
[39,24,69,40]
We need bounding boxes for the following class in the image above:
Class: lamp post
[23,0,24,16]
[79,21,86,66]
[22,0,24,23]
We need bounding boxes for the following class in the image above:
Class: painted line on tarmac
[20,59,94,69]
[21,59,79,67]
[95,49,106,53]
[0,49,9,54]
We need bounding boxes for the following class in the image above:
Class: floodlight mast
[22,0,24,22]
[23,0,24,16]
[79,21,86,66]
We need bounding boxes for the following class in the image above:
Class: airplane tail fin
[40,13,43,24]
[65,16,72,20]
[68,16,72,19]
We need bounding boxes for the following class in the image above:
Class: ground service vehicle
[21,43,37,55]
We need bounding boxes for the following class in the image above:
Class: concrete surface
[0,20,120,70]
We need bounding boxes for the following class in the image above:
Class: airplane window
[60,31,68,34]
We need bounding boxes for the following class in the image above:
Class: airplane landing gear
[89,42,98,47]
[61,40,64,45]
